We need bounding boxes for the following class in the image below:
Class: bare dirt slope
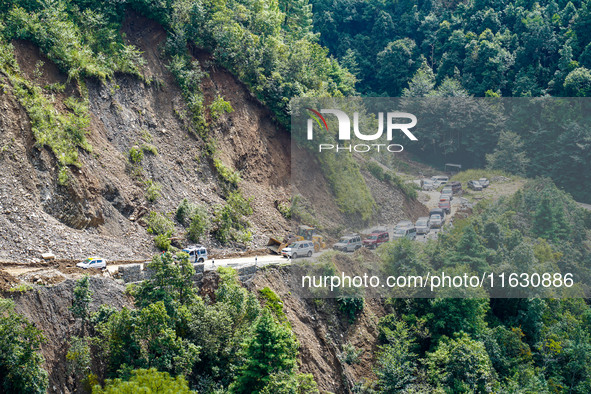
[0,12,292,264]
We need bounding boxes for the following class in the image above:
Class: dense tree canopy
[311,0,591,202]
[311,0,591,98]
[0,298,48,394]
[373,178,591,393]
[92,368,195,393]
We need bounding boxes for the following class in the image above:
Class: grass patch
[146,211,174,251]
[209,95,233,121]
[146,211,174,236]
[8,283,34,292]
[128,146,144,164]
[213,191,253,245]
[450,169,519,184]
[320,151,376,223]
[141,144,158,156]
[144,179,162,203]
[214,158,241,189]
[259,287,288,325]
[166,54,207,138]
[277,201,292,219]
[140,129,153,143]
[0,42,91,180]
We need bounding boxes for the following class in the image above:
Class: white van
[333,235,362,252]
[183,245,208,263]
[431,175,449,186]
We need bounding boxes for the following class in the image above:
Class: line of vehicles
[426,175,489,216]
[76,244,209,270]
[280,210,451,259]
[78,176,492,266]
[421,175,490,191]
[281,176,493,258]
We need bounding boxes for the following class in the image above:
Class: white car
[77,257,107,269]
[282,241,315,259]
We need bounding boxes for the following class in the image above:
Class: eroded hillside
[0,12,293,262]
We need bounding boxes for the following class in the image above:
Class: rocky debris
[0,14,292,265]
[361,169,429,230]
[236,265,257,281]
[117,263,144,283]
[0,270,18,291]
[193,262,205,274]
[18,269,68,287]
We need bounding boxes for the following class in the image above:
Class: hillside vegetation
[0,0,386,226]
[373,179,591,393]
[1,0,355,124]
[0,0,590,393]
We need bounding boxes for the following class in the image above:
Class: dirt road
[0,178,526,290]
[0,253,309,290]
[105,253,292,275]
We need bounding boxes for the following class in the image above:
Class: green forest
[310,0,591,202]
[1,260,320,393]
[3,180,591,393]
[296,178,591,392]
[372,179,591,392]
[0,0,590,393]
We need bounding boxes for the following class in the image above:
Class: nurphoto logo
[305,108,418,153]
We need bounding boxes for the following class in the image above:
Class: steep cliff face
[8,277,132,393]
[5,265,385,394]
[0,12,292,263]
[0,11,429,263]
[250,265,387,394]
